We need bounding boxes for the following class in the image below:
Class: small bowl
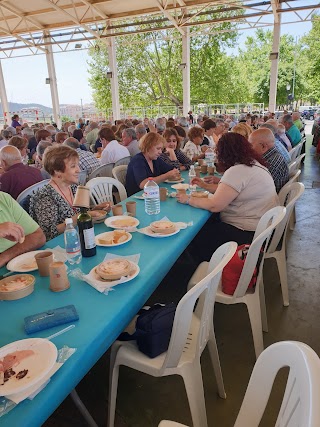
[0,274,35,301]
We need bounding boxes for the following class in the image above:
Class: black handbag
[118,303,176,358]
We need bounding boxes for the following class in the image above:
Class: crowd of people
[0,109,305,268]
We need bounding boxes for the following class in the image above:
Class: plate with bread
[88,258,140,287]
[143,220,180,238]
[105,215,139,230]
[95,230,132,247]
[89,209,108,223]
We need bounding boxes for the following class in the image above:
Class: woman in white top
[177,132,279,262]
[183,126,205,162]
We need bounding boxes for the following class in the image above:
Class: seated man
[282,114,301,147]
[63,137,100,175]
[99,127,130,165]
[122,128,140,156]
[261,122,291,163]
[249,128,289,193]
[0,145,43,199]
[0,192,46,268]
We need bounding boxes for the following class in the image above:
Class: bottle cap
[65,218,73,225]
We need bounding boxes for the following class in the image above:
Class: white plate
[105,215,140,229]
[88,261,140,289]
[171,183,190,191]
[143,226,180,238]
[7,250,47,273]
[164,178,185,184]
[0,338,57,396]
[95,231,132,247]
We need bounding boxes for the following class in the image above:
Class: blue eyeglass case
[24,304,79,334]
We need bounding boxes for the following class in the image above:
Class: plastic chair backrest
[112,165,128,186]
[87,163,114,180]
[78,170,87,185]
[288,161,297,177]
[268,183,305,253]
[287,170,301,186]
[234,341,320,427]
[114,156,131,167]
[162,242,237,370]
[233,206,286,299]
[86,177,127,205]
[16,179,50,204]
[289,143,302,162]
[294,153,306,171]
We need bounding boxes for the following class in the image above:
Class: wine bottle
[77,208,96,257]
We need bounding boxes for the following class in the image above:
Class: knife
[0,271,15,280]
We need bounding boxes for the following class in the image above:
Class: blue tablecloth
[0,178,211,427]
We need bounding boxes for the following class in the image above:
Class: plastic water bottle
[205,147,215,167]
[64,218,82,264]
[189,165,196,193]
[144,178,160,215]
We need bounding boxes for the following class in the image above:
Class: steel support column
[0,61,10,125]
[106,36,120,121]
[268,2,281,113]
[44,32,61,128]
[182,27,190,117]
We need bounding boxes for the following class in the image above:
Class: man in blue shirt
[282,114,301,147]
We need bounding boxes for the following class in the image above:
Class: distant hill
[0,102,53,115]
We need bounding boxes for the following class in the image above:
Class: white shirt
[100,140,130,165]
[183,141,202,160]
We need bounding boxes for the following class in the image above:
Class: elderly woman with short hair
[125,132,181,196]
[29,145,110,241]
[8,135,28,164]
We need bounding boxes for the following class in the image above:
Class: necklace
[50,179,77,213]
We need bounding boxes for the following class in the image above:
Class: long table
[0,178,211,427]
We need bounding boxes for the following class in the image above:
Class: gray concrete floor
[44,125,320,427]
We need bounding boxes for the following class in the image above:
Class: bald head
[292,112,300,121]
[0,145,22,169]
[249,128,275,155]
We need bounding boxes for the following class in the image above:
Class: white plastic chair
[108,242,238,427]
[87,163,114,180]
[234,341,320,427]
[86,177,127,206]
[114,156,131,167]
[78,169,87,185]
[289,142,303,162]
[16,179,50,204]
[264,183,305,307]
[158,422,189,427]
[112,165,127,186]
[187,206,286,359]
[288,153,305,178]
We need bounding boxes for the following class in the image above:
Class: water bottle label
[66,247,81,255]
[205,153,214,161]
[83,228,96,249]
[144,188,159,199]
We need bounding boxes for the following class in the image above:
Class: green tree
[301,15,320,103]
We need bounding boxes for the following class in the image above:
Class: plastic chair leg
[245,299,264,359]
[181,363,208,427]
[108,347,121,427]
[207,327,226,399]
[290,206,296,231]
[274,251,289,307]
[259,279,268,333]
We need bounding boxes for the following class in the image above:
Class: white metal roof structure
[0,1,319,125]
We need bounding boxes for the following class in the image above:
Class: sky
[0,18,313,108]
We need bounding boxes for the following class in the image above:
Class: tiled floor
[44,124,320,427]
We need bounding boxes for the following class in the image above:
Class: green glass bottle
[77,208,96,257]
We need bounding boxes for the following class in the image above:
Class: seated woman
[125,132,181,196]
[183,127,206,162]
[177,132,279,263]
[29,145,110,241]
[160,128,192,171]
[232,123,253,140]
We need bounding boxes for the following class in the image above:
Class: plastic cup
[49,261,70,292]
[126,201,136,216]
[35,251,54,277]
[198,159,204,166]
[112,204,123,216]
[159,188,168,201]
[195,167,201,177]
[207,166,215,175]
[200,165,208,174]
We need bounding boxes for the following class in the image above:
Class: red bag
[222,244,257,295]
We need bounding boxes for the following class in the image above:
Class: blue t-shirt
[125,152,173,196]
